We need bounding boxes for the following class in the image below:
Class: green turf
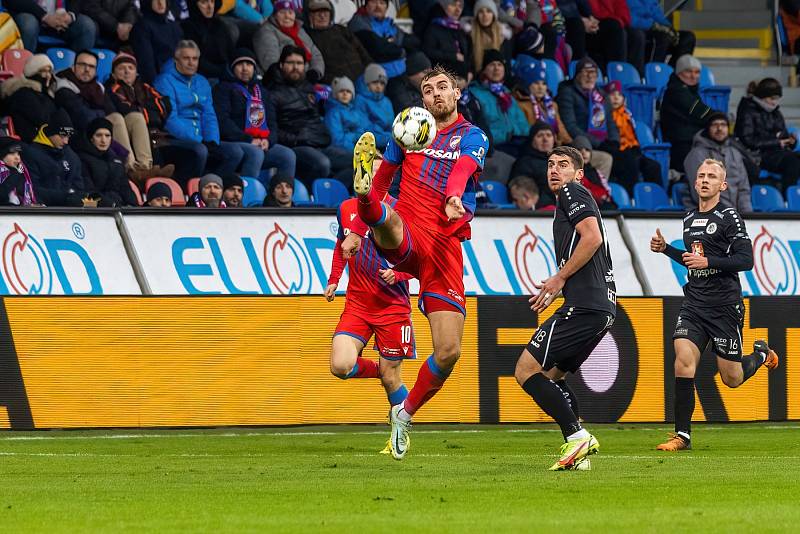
[1,423,798,532]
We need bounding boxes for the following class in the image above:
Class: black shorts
[527,306,615,373]
[672,301,744,361]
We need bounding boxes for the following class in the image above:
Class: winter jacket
[75,138,138,206]
[213,76,279,143]
[130,0,184,84]
[555,0,593,19]
[105,76,172,131]
[305,2,372,85]
[231,0,272,22]
[587,0,630,27]
[354,76,393,149]
[683,130,752,213]
[253,18,325,79]
[267,72,331,148]
[509,144,555,206]
[78,0,140,40]
[555,80,620,148]
[0,77,59,142]
[154,61,220,143]
[349,11,419,78]
[324,97,371,151]
[24,128,85,206]
[513,87,572,145]
[734,95,791,155]
[386,75,422,114]
[181,0,236,80]
[422,8,472,80]
[660,73,712,147]
[54,70,116,133]
[0,161,37,206]
[626,0,669,30]
[469,81,529,145]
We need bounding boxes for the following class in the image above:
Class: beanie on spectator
[529,121,555,140]
[223,173,244,190]
[481,49,505,72]
[571,135,593,152]
[43,109,75,137]
[754,78,782,99]
[307,0,332,10]
[574,56,598,77]
[706,111,729,125]
[514,25,544,56]
[23,54,54,78]
[675,54,701,73]
[364,63,388,85]
[332,76,355,95]
[604,80,622,95]
[112,52,137,71]
[473,0,498,19]
[0,137,23,159]
[513,56,546,87]
[86,117,114,139]
[231,48,258,71]
[405,52,431,76]
[147,181,172,201]
[200,173,223,190]
[269,174,293,195]
[273,0,294,11]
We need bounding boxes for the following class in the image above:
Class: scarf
[237,82,271,139]
[585,87,607,142]
[0,162,37,206]
[752,95,779,113]
[190,192,227,208]
[483,80,512,113]
[539,0,565,33]
[433,16,461,31]
[533,94,558,131]
[60,69,106,109]
[278,22,312,62]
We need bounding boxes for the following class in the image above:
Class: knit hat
[706,111,729,125]
[364,63,387,85]
[574,56,598,77]
[571,135,593,152]
[473,0,498,19]
[200,173,223,190]
[307,0,332,10]
[513,55,546,87]
[528,121,554,139]
[0,137,23,159]
[269,173,293,194]
[273,0,294,11]
[230,48,258,71]
[112,52,137,71]
[481,49,505,72]
[86,117,113,139]
[23,54,54,78]
[604,80,622,95]
[675,54,701,73]
[514,25,544,56]
[147,181,172,201]
[43,109,75,137]
[754,78,783,99]
[332,76,355,95]
[223,173,244,190]
[406,52,431,76]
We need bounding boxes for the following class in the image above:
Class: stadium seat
[481,180,509,205]
[144,177,186,206]
[624,85,657,130]
[2,49,32,77]
[129,180,143,206]
[644,62,672,100]
[700,86,731,114]
[671,181,689,208]
[93,48,114,83]
[292,178,310,203]
[751,184,785,212]
[46,48,75,72]
[608,182,632,209]
[186,177,200,196]
[312,178,349,207]
[607,61,641,86]
[242,177,267,207]
[787,126,800,152]
[699,66,716,88]
[633,183,677,211]
[634,122,671,188]
[787,185,800,211]
[541,58,564,97]
[37,35,67,48]
[758,169,782,181]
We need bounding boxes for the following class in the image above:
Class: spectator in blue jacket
[626,0,695,74]
[324,76,370,152]
[131,0,184,84]
[355,63,393,150]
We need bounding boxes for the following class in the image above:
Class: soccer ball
[392,107,437,151]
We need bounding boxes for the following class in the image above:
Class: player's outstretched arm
[704,239,754,272]
[444,156,479,221]
[652,228,686,264]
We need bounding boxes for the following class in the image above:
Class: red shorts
[381,218,466,316]
[334,310,417,360]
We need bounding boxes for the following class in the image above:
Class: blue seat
[700,85,731,113]
[644,62,672,100]
[92,48,115,83]
[634,122,671,188]
[312,178,349,207]
[481,180,509,205]
[46,48,75,72]
[624,85,657,130]
[699,66,716,88]
[607,61,642,86]
[671,181,689,208]
[751,184,785,212]
[609,182,632,209]
[541,58,564,96]
[787,126,800,152]
[787,185,800,211]
[758,169,782,181]
[37,35,67,49]
[633,182,675,211]
[292,179,310,203]
[242,177,267,207]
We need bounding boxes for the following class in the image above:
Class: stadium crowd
[0,0,796,211]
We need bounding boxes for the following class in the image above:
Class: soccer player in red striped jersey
[346,65,489,460]
[325,197,416,433]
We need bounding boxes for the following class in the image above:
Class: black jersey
[679,205,750,306]
[553,181,616,315]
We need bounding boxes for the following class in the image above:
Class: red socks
[403,356,450,416]
[357,188,385,226]
[347,357,380,379]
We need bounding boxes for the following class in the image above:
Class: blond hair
[700,158,727,178]
[471,11,504,73]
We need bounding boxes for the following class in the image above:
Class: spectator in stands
[305,0,372,85]
[131,0,184,85]
[325,76,368,151]
[605,80,661,191]
[571,135,617,209]
[146,180,173,206]
[268,45,351,187]
[355,64,393,149]
[735,78,800,194]
[626,0,694,74]
[254,0,324,80]
[0,54,58,143]
[781,0,800,59]
[556,0,599,61]
[189,173,226,207]
[0,138,38,206]
[212,49,296,180]
[511,23,545,60]
[349,0,419,79]
[385,51,428,114]
[684,111,752,213]
[53,50,116,133]
[585,0,629,71]
[75,117,138,206]
[455,74,494,155]
[469,0,511,75]
[660,54,713,173]
[222,173,244,207]
[422,0,471,79]
[512,57,571,145]
[510,122,557,205]
[24,109,86,206]
[78,0,139,47]
[509,175,555,211]
[7,0,97,53]
[537,2,571,72]
[181,0,236,79]
[263,173,293,206]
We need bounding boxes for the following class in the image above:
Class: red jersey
[328,198,412,322]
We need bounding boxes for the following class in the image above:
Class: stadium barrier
[0,296,797,429]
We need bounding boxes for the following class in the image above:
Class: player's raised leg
[330,333,379,380]
[716,339,780,388]
[658,338,701,451]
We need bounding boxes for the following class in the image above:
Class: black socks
[741,351,766,383]
[522,374,582,440]
[675,377,695,440]
[555,379,579,419]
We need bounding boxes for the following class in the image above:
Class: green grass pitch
[1,423,799,532]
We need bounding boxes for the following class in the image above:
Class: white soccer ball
[392,106,437,151]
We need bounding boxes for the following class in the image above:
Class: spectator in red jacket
[585,0,630,71]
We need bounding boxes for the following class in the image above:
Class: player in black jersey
[651,158,779,451]
[514,146,617,471]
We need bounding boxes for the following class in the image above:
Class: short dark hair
[420,64,458,89]
[508,175,539,196]
[75,49,99,65]
[279,45,306,64]
[548,146,584,170]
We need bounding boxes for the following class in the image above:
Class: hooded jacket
[0,76,59,142]
[181,0,236,79]
[734,95,790,155]
[130,0,184,84]
[213,74,279,143]
[24,128,84,206]
[75,137,138,206]
[154,61,220,143]
[253,16,325,79]
[354,75,393,149]
[683,129,752,213]
[305,3,373,85]
[324,95,371,151]
[267,69,331,148]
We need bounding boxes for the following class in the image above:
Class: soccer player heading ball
[650,158,779,452]
[345,65,489,460]
[514,146,616,471]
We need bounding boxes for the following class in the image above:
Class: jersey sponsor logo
[688,267,721,278]
[408,148,461,160]
[447,288,464,302]
[567,202,586,217]
[691,218,708,227]
[706,222,717,234]
[607,288,616,304]
[674,327,689,336]
[713,337,728,348]
[605,269,615,283]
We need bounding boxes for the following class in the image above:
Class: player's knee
[719,371,742,388]
[514,356,535,386]
[435,343,460,368]
[330,362,352,379]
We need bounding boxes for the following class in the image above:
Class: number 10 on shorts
[401,325,412,344]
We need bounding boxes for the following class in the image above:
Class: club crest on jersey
[449,136,462,149]
[706,222,717,234]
